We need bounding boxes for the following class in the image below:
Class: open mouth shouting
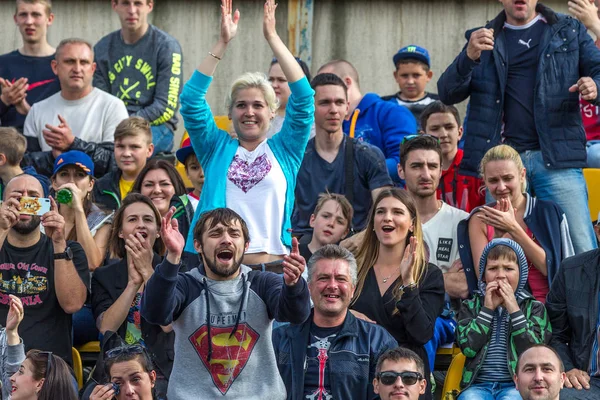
[216,248,234,263]
[381,225,396,233]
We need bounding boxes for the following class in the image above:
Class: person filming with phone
[0,173,89,368]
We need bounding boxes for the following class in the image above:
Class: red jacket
[580,97,600,141]
[437,150,485,213]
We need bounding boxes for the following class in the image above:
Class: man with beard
[272,244,397,400]
[141,207,311,400]
[0,174,89,365]
[514,344,565,400]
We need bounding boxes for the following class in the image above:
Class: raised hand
[263,0,278,40]
[0,77,28,106]
[89,384,117,400]
[467,28,494,61]
[161,206,185,264]
[5,295,24,333]
[220,0,240,44]
[399,236,417,284]
[41,196,67,246]
[497,279,519,313]
[0,198,22,232]
[127,255,144,287]
[43,114,75,152]
[569,0,600,32]
[55,182,85,213]
[478,198,519,234]
[125,231,155,283]
[483,281,504,310]
[282,237,305,286]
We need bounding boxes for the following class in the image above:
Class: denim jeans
[459,382,520,400]
[151,124,174,154]
[520,150,597,254]
[73,304,100,347]
[588,140,600,169]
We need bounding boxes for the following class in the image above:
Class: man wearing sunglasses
[272,245,397,400]
[373,347,428,400]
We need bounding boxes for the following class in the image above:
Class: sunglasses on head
[105,344,145,360]
[377,371,423,386]
[401,134,440,145]
[38,351,53,378]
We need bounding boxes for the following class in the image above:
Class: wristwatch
[53,246,73,261]
[398,282,417,298]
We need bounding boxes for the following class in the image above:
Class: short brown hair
[317,59,360,88]
[375,347,425,376]
[486,244,518,264]
[112,0,153,4]
[55,38,94,60]
[399,134,442,170]
[420,101,461,132]
[16,0,52,16]
[396,59,430,73]
[0,128,26,166]
[313,192,353,231]
[109,193,164,259]
[114,116,152,144]
[193,208,250,247]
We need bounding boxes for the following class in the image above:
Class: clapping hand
[399,236,417,285]
[478,198,519,235]
[125,231,155,283]
[282,237,305,286]
[43,114,75,152]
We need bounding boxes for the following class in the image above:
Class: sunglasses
[401,134,440,144]
[377,371,423,386]
[38,351,53,378]
[105,344,145,360]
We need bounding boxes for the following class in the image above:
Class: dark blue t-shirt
[292,136,392,236]
[303,323,341,399]
[0,50,60,131]
[502,16,548,152]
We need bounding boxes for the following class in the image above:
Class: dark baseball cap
[393,45,431,68]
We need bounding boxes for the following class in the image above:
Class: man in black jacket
[272,244,397,400]
[546,248,600,399]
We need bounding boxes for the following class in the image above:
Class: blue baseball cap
[393,45,431,68]
[176,137,195,164]
[53,150,94,177]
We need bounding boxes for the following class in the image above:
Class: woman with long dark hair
[9,350,78,400]
[131,159,194,243]
[350,188,444,400]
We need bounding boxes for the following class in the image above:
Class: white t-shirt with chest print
[226,140,288,255]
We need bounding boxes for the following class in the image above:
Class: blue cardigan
[180,71,315,252]
[458,193,575,295]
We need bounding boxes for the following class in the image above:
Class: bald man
[0,174,89,365]
[317,59,416,182]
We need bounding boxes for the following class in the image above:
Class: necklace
[382,274,393,284]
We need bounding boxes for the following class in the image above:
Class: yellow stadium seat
[584,168,600,221]
[77,341,101,354]
[442,352,466,400]
[72,347,83,389]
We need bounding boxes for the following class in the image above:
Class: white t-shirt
[24,88,128,151]
[422,202,468,273]
[226,140,288,255]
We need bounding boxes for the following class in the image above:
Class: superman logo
[189,324,260,395]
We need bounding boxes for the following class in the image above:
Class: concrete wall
[0,0,573,143]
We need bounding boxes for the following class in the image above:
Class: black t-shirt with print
[0,235,89,364]
[303,322,342,399]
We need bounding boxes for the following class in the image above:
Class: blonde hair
[16,0,52,15]
[352,188,427,310]
[480,144,527,193]
[0,127,27,166]
[226,72,278,115]
[114,116,152,144]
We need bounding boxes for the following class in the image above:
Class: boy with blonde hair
[93,116,153,210]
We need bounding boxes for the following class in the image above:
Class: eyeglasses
[38,351,53,378]
[401,134,440,145]
[105,344,145,360]
[377,371,423,386]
